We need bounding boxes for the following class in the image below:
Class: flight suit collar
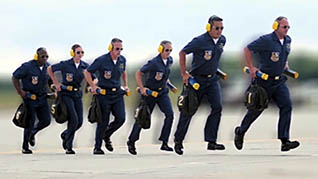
[271,31,287,45]
[68,58,84,69]
[157,54,171,67]
[106,53,121,66]
[31,60,48,71]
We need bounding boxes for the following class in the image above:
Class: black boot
[281,140,300,152]
[104,137,114,152]
[160,141,173,152]
[174,141,183,155]
[93,148,105,155]
[234,126,244,150]
[127,140,137,155]
[61,133,66,150]
[65,149,76,154]
[29,135,35,147]
[22,148,32,154]
[207,142,225,150]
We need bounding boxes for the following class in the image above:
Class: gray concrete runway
[1,107,317,178]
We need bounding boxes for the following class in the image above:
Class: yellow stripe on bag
[248,93,252,104]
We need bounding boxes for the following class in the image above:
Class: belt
[148,87,164,91]
[26,92,46,100]
[268,75,281,80]
[193,74,214,78]
[98,87,119,95]
[62,85,79,92]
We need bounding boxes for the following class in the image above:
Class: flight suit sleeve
[247,35,268,52]
[12,63,28,79]
[51,61,64,72]
[86,60,97,80]
[87,58,101,74]
[82,61,89,70]
[140,60,154,73]
[182,37,200,54]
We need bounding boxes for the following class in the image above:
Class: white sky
[1,0,317,75]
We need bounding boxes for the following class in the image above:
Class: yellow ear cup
[206,23,211,32]
[34,53,38,60]
[108,44,113,51]
[272,21,279,30]
[70,49,75,57]
[157,45,164,53]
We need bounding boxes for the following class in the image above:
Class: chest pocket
[73,67,85,83]
[77,68,85,82]
[165,68,170,79]
[214,42,224,60]
[217,42,224,53]
[119,62,125,73]
[285,43,291,55]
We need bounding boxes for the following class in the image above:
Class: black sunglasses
[76,51,84,54]
[282,25,290,29]
[115,47,123,51]
[165,49,173,52]
[214,26,224,31]
[41,55,49,58]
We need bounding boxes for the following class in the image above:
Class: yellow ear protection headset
[70,49,75,57]
[70,44,81,57]
[157,40,172,53]
[34,53,39,61]
[206,15,219,32]
[157,44,164,53]
[34,47,46,61]
[108,38,123,52]
[272,20,279,30]
[206,23,211,32]
[108,43,113,51]
[272,16,287,30]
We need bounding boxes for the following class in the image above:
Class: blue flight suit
[128,54,174,143]
[13,60,51,150]
[51,58,89,150]
[87,53,126,150]
[239,32,293,140]
[174,32,226,143]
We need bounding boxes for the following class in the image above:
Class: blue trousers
[174,76,222,143]
[94,94,125,149]
[239,77,292,139]
[128,90,174,143]
[23,97,51,149]
[61,95,83,150]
